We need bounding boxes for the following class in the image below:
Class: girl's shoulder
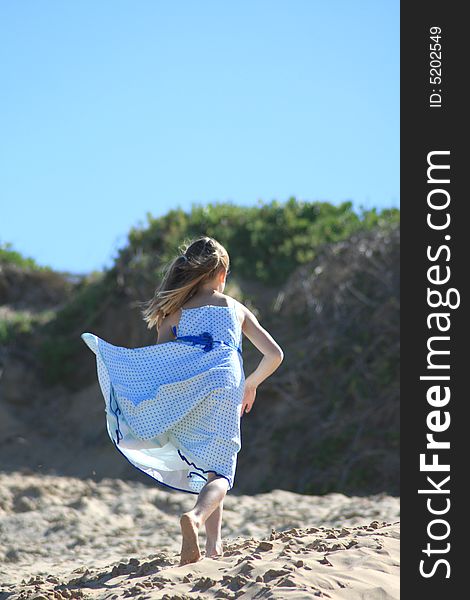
[180,293,239,310]
[229,296,246,328]
[226,296,260,331]
[179,294,248,328]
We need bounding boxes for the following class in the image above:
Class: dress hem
[110,440,233,495]
[111,440,198,495]
[177,448,233,490]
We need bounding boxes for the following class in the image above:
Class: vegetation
[30,198,398,385]
[0,241,52,271]
[0,309,55,345]
[120,198,399,285]
[257,223,400,495]
[2,198,400,495]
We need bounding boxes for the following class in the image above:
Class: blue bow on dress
[171,327,242,355]
[171,328,214,351]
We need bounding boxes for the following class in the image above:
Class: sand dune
[0,472,399,599]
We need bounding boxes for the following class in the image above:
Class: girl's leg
[204,498,224,557]
[179,473,229,566]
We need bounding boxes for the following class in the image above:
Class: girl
[81,236,284,566]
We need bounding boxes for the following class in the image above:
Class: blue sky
[0,1,399,274]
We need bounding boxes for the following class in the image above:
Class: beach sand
[0,472,399,599]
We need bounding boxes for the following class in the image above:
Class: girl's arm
[239,304,284,415]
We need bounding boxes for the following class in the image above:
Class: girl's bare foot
[179,512,202,566]
[205,539,223,558]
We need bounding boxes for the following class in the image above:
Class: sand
[0,472,399,599]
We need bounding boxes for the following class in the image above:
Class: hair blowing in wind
[139,236,230,331]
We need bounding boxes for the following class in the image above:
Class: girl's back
[171,295,243,355]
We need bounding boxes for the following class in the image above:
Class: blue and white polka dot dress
[81,300,245,494]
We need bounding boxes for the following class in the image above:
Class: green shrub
[0,241,52,271]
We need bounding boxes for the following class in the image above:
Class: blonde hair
[140,236,230,331]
